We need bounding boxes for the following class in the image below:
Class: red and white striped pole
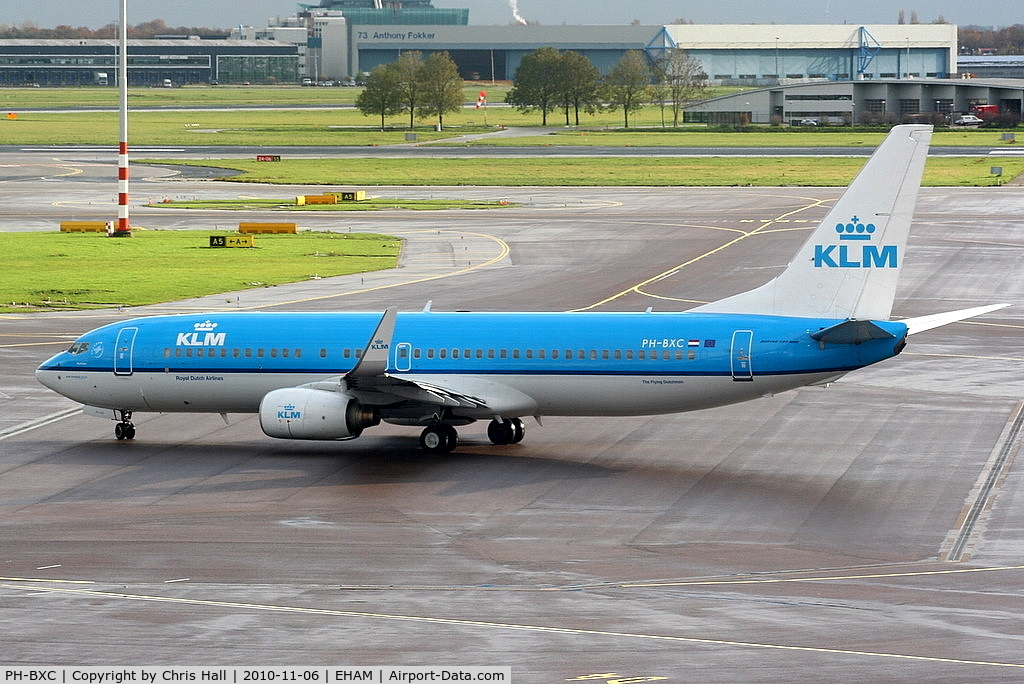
[117,0,130,235]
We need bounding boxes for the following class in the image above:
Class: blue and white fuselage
[37,310,908,417]
[34,125,1008,452]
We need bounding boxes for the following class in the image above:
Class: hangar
[688,78,1024,125]
[243,3,959,86]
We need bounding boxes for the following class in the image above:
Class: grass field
[150,197,516,211]
[3,86,1019,311]
[0,230,400,312]
[148,155,1024,187]
[4,83,1017,148]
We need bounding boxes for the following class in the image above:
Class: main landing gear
[418,417,526,454]
[114,409,135,441]
[486,417,525,446]
[419,423,458,454]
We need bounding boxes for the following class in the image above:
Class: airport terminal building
[0,0,1019,124]
[0,38,298,87]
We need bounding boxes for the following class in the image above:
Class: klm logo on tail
[814,216,898,269]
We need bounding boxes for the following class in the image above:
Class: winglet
[901,303,1009,335]
[347,309,397,378]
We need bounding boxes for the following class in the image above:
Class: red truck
[970,104,1000,119]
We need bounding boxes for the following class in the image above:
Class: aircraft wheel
[420,424,457,453]
[487,418,516,445]
[510,417,525,443]
[115,422,136,441]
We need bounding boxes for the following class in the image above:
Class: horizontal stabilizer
[901,303,1010,335]
[810,319,896,345]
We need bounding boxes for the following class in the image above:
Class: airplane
[36,124,1007,453]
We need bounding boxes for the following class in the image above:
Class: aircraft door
[114,326,139,376]
[395,342,412,372]
[730,330,754,382]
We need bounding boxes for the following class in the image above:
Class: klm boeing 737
[36,125,1007,453]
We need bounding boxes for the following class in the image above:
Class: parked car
[953,114,983,126]
[799,118,818,126]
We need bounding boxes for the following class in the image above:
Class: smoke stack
[507,0,528,25]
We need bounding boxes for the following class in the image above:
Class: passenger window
[258,349,265,358]
[186,348,193,358]
[626,350,634,360]
[500,349,508,359]
[414,349,422,359]
[452,348,460,359]
[163,348,171,358]
[355,349,362,358]
[295,349,302,359]
[343,348,351,358]
[270,349,278,358]
[638,350,645,360]
[399,347,409,358]
[476,349,483,359]
[513,349,520,359]
[233,348,240,358]
[245,348,252,358]
[440,349,447,359]
[282,348,289,358]
[538,349,546,359]
[688,350,696,360]
[464,348,471,358]
[427,348,435,359]
[175,348,182,358]
[488,349,495,359]
[526,349,533,359]
[551,350,559,360]
[590,350,597,360]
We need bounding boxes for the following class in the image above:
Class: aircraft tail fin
[693,124,933,320]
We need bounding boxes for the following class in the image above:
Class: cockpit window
[67,342,90,355]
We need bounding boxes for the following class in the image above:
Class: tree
[505,46,563,126]
[393,51,425,130]
[653,49,707,127]
[416,51,464,131]
[355,63,404,131]
[603,50,652,128]
[558,51,601,126]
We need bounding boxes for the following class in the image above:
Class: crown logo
[194,320,218,331]
[284,404,296,411]
[835,215,876,241]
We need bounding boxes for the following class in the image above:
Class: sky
[0,0,1017,30]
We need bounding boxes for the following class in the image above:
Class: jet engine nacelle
[259,387,379,440]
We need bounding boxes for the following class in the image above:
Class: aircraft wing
[306,309,537,418]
